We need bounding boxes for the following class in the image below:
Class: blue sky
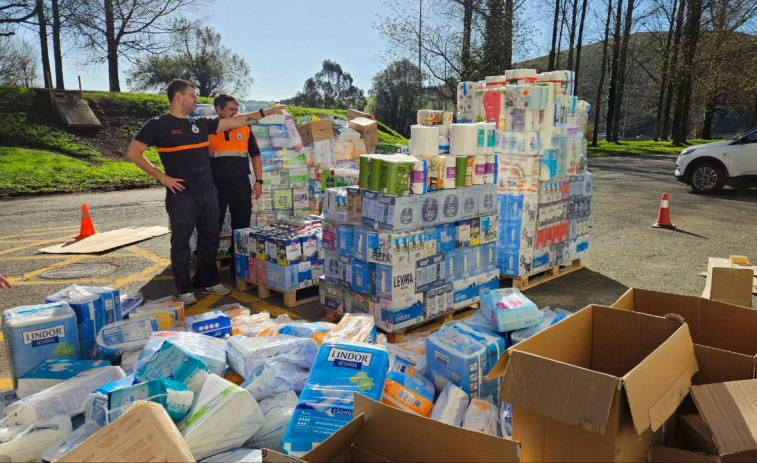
[13,0,569,101]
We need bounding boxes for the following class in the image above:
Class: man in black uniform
[125,79,283,305]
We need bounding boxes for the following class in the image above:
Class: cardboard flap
[301,414,365,463]
[691,380,757,456]
[693,344,757,386]
[501,350,619,434]
[353,394,520,462]
[623,324,698,435]
[648,446,721,463]
[263,449,304,463]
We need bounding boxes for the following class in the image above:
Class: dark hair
[214,93,238,110]
[166,79,195,103]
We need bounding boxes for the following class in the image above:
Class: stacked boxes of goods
[232,218,323,292]
[319,145,499,334]
[251,112,310,225]
[299,117,365,214]
[458,69,592,277]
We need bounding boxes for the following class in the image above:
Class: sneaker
[179,292,198,305]
[202,284,230,296]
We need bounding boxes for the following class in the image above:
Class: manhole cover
[39,263,113,280]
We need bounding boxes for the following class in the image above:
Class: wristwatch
[255,179,263,185]
[258,109,266,118]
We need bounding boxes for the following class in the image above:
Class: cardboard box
[349,117,379,154]
[297,120,334,144]
[689,379,757,461]
[488,304,698,462]
[701,257,753,308]
[263,394,520,463]
[649,446,720,463]
[56,401,195,462]
[612,288,757,376]
[346,108,375,121]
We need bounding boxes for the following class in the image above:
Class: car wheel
[690,162,725,194]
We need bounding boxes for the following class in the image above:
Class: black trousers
[165,189,220,293]
[216,177,252,255]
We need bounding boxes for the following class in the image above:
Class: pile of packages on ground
[232,218,324,291]
[457,69,594,276]
[0,277,583,461]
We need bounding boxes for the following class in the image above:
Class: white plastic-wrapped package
[226,335,317,378]
[462,398,501,436]
[3,366,125,426]
[200,448,262,462]
[0,415,72,462]
[242,359,310,402]
[500,402,513,437]
[178,374,264,460]
[245,391,298,452]
[386,336,427,376]
[41,421,99,462]
[16,359,109,399]
[134,331,227,376]
[430,383,469,427]
[323,313,376,344]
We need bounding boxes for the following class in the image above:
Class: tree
[66,0,203,92]
[126,20,252,98]
[548,0,561,70]
[610,0,636,142]
[35,0,51,89]
[0,37,38,86]
[652,0,678,141]
[573,0,589,89]
[671,0,703,144]
[605,0,624,142]
[371,59,424,138]
[481,0,509,76]
[0,1,36,36]
[290,60,366,110]
[592,0,614,146]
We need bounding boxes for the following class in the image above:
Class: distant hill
[515,31,757,139]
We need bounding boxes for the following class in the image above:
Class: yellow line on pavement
[0,237,72,256]
[0,255,68,261]
[23,226,79,232]
[186,294,223,316]
[17,255,88,280]
[111,261,169,288]
[0,378,12,389]
[7,279,109,286]
[0,229,79,240]
[126,245,171,265]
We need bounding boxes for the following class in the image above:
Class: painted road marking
[23,226,80,232]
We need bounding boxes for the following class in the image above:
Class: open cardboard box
[263,394,520,463]
[612,288,757,382]
[297,120,335,144]
[701,257,754,308]
[486,304,698,462]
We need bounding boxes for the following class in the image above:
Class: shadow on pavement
[521,267,629,313]
[686,188,757,204]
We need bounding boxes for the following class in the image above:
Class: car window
[742,130,757,144]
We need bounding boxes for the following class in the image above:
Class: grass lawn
[0,147,157,196]
[587,139,720,157]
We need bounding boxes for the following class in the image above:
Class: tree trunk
[653,0,678,141]
[672,0,702,145]
[36,0,52,90]
[605,0,624,142]
[592,0,613,146]
[461,0,474,79]
[548,0,560,71]
[751,91,757,128]
[504,0,514,69]
[701,96,715,139]
[51,0,64,90]
[556,0,566,68]
[611,0,635,142]
[574,0,589,90]
[567,0,579,70]
[104,0,120,92]
[662,0,685,140]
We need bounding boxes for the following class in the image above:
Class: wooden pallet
[235,277,319,308]
[503,258,585,291]
[382,304,479,343]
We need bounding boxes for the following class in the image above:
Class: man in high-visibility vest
[208,93,263,261]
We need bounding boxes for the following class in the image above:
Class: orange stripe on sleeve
[156,141,210,153]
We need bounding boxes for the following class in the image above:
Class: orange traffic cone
[653,193,675,229]
[75,203,96,239]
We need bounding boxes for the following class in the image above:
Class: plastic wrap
[386,336,427,376]
[323,314,376,344]
[134,331,227,376]
[17,359,108,399]
[479,288,541,332]
[430,383,469,426]
[0,415,72,462]
[226,335,317,378]
[278,322,336,346]
[95,317,158,361]
[462,398,500,436]
[134,340,208,389]
[500,402,513,437]
[381,370,435,417]
[242,359,310,402]
[282,342,389,457]
[245,391,298,452]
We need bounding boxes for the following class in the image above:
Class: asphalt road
[0,154,755,377]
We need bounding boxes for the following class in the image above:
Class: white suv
[675,128,757,193]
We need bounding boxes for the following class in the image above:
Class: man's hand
[252,182,263,199]
[0,274,12,290]
[160,174,186,193]
[266,104,286,116]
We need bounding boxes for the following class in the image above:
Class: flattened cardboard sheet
[39,226,169,254]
